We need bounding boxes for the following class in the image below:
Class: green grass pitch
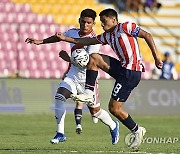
[0,113,179,154]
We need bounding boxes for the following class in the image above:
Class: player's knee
[75,102,83,109]
[108,100,117,114]
[89,106,101,115]
[109,105,119,116]
[109,104,124,116]
[90,53,99,60]
[90,53,110,72]
[55,93,66,102]
[56,87,71,99]
[87,53,99,69]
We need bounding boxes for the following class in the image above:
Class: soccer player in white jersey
[25,9,119,145]
[56,8,163,150]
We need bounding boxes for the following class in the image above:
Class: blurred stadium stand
[0,0,179,79]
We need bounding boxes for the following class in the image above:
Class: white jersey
[58,28,100,107]
[63,28,100,83]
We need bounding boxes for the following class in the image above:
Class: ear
[93,21,96,26]
[113,17,116,23]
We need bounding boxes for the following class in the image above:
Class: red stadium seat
[34,50,45,60]
[37,60,47,70]
[44,51,55,61]
[30,69,41,78]
[7,13,16,23]
[18,50,25,61]
[0,13,6,23]
[8,59,17,72]
[19,59,28,70]
[0,0,9,3]
[21,69,30,78]
[5,50,16,61]
[0,50,5,60]
[141,61,153,79]
[43,15,53,24]
[6,24,18,34]
[50,69,62,78]
[23,3,31,13]
[43,69,51,78]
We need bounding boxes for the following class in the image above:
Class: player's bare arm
[25,38,43,45]
[59,50,71,62]
[25,35,61,45]
[56,32,99,45]
[138,29,163,69]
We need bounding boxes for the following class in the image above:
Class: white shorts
[58,77,100,108]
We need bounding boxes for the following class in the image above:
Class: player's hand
[59,50,67,57]
[155,58,163,69]
[25,38,43,45]
[59,50,71,62]
[56,32,66,41]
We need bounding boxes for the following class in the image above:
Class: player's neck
[106,25,117,33]
[79,30,93,37]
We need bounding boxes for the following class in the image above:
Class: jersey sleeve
[96,33,108,45]
[122,22,140,37]
[86,44,101,55]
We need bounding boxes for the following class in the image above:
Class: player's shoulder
[65,28,80,36]
[121,21,139,35]
[121,21,138,29]
[90,31,97,37]
[67,28,80,32]
[83,30,97,38]
[121,21,137,25]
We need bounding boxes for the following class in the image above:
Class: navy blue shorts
[108,57,141,102]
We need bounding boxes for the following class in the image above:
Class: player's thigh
[111,80,132,102]
[57,87,72,99]
[58,77,78,97]
[90,53,123,79]
[89,53,110,72]
[99,54,122,79]
[75,102,83,109]
[111,70,141,102]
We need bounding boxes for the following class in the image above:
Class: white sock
[54,93,66,134]
[93,109,116,130]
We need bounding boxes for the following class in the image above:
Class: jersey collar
[78,29,93,37]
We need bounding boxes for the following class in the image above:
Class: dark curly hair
[80,8,97,21]
[99,8,118,20]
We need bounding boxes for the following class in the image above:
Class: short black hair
[80,8,97,21]
[99,8,118,20]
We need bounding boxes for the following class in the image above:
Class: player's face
[100,15,117,32]
[79,17,95,34]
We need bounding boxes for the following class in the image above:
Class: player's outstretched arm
[138,29,163,69]
[56,32,99,45]
[59,50,71,62]
[25,35,61,45]
[25,38,43,45]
